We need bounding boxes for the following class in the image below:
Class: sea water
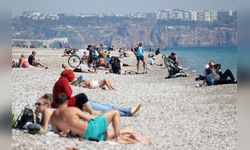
[161,47,237,78]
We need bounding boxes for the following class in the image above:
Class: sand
[12,48,237,150]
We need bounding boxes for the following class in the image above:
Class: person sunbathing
[30,92,142,133]
[51,93,151,144]
[22,94,54,134]
[77,78,116,90]
[62,63,96,73]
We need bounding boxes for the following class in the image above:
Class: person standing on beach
[135,42,146,73]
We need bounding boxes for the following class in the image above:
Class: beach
[12,48,237,150]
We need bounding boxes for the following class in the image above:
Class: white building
[190,10,198,21]
[204,10,213,22]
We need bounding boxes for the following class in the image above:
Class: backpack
[13,106,35,129]
[110,56,121,74]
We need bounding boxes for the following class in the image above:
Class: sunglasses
[35,102,44,106]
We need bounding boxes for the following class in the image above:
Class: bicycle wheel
[68,55,81,68]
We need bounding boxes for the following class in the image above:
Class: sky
[11,0,237,15]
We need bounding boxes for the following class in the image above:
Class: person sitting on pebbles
[51,93,151,144]
[28,51,48,69]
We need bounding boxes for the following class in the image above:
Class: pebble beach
[12,48,237,150]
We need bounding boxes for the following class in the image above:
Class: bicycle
[68,55,100,70]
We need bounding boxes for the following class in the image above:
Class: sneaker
[129,104,141,117]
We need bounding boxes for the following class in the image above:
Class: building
[190,10,197,21]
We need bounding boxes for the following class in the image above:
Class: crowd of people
[12,41,237,146]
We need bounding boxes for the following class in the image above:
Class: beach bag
[14,106,35,129]
[110,56,121,74]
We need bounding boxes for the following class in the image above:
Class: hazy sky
[12,0,237,15]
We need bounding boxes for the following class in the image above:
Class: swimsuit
[83,114,107,141]
[90,80,99,89]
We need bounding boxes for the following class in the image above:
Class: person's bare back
[51,107,90,137]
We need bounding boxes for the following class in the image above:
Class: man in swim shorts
[51,93,120,141]
[51,93,151,144]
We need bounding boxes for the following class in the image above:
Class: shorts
[83,114,107,141]
[136,55,144,61]
[74,93,89,109]
[90,80,99,89]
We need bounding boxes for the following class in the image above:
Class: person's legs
[98,79,110,89]
[142,59,146,73]
[136,58,140,73]
[103,110,121,139]
[106,127,151,144]
[139,56,146,73]
[34,61,47,68]
[222,69,235,81]
[105,79,116,90]
[98,78,115,90]
[215,79,236,85]
[89,100,129,116]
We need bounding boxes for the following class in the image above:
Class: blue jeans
[89,100,130,117]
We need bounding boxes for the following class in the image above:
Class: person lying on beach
[51,93,151,144]
[20,94,54,134]
[28,51,48,69]
[34,94,54,132]
[205,60,237,85]
[72,77,116,90]
[122,70,146,75]
[62,63,96,73]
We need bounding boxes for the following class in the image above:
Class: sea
[160,47,237,77]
